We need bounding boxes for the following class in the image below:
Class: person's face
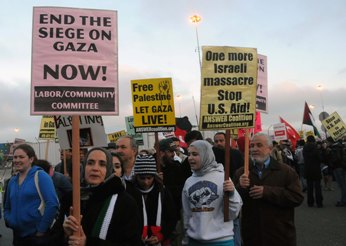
[115,138,136,163]
[187,146,202,171]
[13,149,34,173]
[60,150,72,160]
[136,175,154,190]
[84,150,107,185]
[173,141,180,148]
[112,156,122,177]
[250,135,272,164]
[214,134,226,149]
[161,149,175,162]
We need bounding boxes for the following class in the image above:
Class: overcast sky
[1,0,345,143]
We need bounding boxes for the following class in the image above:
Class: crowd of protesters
[271,135,346,208]
[1,131,345,246]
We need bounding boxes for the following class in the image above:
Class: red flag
[279,117,300,149]
[254,111,262,133]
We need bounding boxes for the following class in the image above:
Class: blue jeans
[233,218,241,246]
[333,168,346,204]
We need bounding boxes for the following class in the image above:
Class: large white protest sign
[31,7,118,115]
[54,115,107,149]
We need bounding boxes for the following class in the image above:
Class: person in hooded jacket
[182,140,242,246]
[4,144,59,246]
[62,147,142,246]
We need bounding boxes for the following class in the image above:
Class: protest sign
[38,116,56,139]
[125,116,144,145]
[199,46,258,130]
[273,123,287,141]
[54,115,107,149]
[322,111,346,141]
[31,7,118,115]
[108,130,126,143]
[256,54,268,113]
[131,78,176,133]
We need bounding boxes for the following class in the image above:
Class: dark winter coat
[62,175,142,246]
[213,146,244,179]
[303,142,322,180]
[235,157,304,246]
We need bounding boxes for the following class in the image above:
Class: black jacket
[303,142,322,180]
[62,176,143,246]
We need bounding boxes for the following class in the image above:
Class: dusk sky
[1,0,345,143]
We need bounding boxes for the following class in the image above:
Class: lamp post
[316,85,325,112]
[190,15,202,71]
[176,95,182,117]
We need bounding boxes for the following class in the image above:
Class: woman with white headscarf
[182,140,242,246]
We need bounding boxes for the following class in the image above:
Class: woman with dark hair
[63,147,142,245]
[4,144,59,246]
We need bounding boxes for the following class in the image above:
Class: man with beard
[159,138,191,246]
[235,133,304,246]
[115,135,138,180]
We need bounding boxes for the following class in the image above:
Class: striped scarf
[91,194,118,240]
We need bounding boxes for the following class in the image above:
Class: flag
[279,117,300,149]
[302,102,321,138]
[254,111,262,133]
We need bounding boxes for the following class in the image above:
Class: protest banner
[199,46,257,221]
[54,115,107,149]
[131,78,176,133]
[108,130,126,143]
[31,7,118,115]
[125,116,144,145]
[322,111,346,141]
[199,46,258,130]
[256,54,268,113]
[38,116,56,139]
[273,123,287,141]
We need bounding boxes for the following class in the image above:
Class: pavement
[0,181,345,245]
[295,182,346,246]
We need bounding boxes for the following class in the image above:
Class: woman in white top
[182,140,242,246]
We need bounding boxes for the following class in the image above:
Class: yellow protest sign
[199,46,258,130]
[131,78,176,133]
[38,116,56,139]
[108,130,126,143]
[322,111,346,141]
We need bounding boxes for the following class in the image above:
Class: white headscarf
[189,140,224,176]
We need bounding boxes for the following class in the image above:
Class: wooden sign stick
[223,129,231,222]
[244,128,250,176]
[72,115,81,236]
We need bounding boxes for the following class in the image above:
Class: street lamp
[176,95,182,117]
[190,14,202,71]
[316,84,325,112]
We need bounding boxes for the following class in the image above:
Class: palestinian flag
[303,102,321,138]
